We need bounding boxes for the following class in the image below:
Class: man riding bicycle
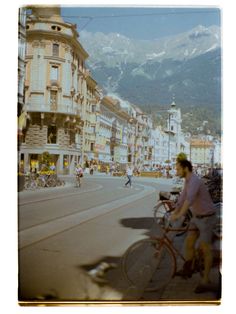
[75,164,83,187]
[170,159,217,293]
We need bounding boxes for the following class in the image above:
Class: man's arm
[171,199,190,221]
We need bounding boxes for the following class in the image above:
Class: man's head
[176,159,193,178]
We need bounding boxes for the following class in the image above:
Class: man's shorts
[189,214,217,244]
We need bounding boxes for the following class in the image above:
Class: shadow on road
[119,216,162,238]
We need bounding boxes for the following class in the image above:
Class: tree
[38,151,52,170]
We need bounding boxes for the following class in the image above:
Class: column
[69,155,75,175]
[56,154,64,174]
[24,153,29,173]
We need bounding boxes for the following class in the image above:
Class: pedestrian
[170,159,216,293]
[124,166,133,188]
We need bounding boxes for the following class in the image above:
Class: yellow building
[190,138,214,166]
[20,6,100,174]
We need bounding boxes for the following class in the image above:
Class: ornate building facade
[19,6,100,174]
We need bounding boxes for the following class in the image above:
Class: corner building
[20,6,94,174]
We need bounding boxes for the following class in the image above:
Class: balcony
[48,80,61,90]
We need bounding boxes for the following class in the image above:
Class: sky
[61,6,221,40]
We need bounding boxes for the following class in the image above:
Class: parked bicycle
[122,212,221,292]
[153,190,222,238]
[153,190,192,236]
[23,172,64,190]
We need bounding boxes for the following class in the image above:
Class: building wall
[190,139,214,166]
[18,7,27,113]
[20,6,94,174]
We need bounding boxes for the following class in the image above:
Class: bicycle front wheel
[122,238,176,292]
[153,201,172,226]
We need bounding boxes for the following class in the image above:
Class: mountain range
[79,25,221,135]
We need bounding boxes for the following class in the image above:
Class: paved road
[18,174,221,304]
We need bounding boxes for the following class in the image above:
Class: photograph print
[18,5,222,305]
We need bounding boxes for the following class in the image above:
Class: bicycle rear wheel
[122,238,176,292]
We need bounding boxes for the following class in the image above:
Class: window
[51,25,61,31]
[52,43,59,57]
[90,143,94,151]
[47,125,57,144]
[50,90,57,110]
[50,65,59,81]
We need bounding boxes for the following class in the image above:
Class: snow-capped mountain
[79,25,221,135]
[80,25,220,66]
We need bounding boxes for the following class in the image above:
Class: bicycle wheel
[154,202,192,236]
[122,238,176,292]
[153,201,172,226]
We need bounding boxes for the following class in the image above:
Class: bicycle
[122,212,221,292]
[75,173,83,187]
[153,191,222,238]
[153,190,192,236]
[24,173,38,190]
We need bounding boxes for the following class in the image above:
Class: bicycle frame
[151,225,195,265]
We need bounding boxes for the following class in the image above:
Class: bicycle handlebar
[162,213,195,233]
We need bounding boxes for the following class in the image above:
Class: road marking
[19,184,156,249]
[19,184,103,206]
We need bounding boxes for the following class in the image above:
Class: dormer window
[51,25,61,31]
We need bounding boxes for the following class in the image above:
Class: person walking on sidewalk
[170,159,216,293]
[124,166,133,188]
